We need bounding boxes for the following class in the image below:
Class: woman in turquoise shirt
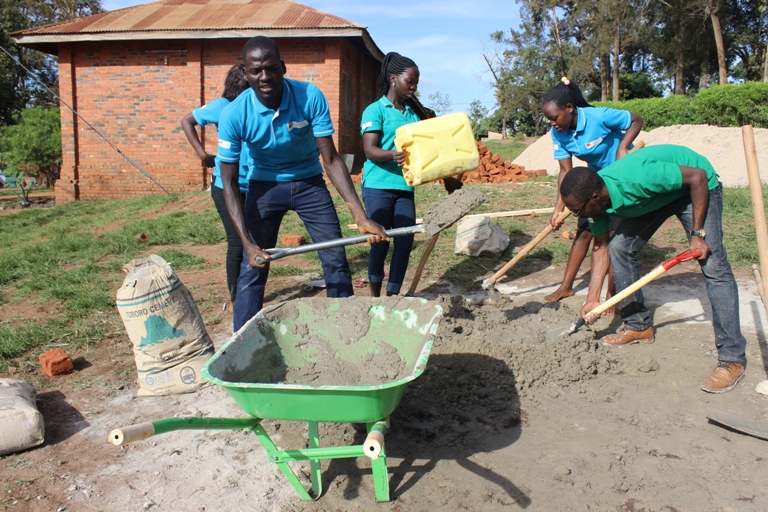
[360,52,459,296]
[181,63,250,311]
[541,78,643,305]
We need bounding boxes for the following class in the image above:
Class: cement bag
[0,379,44,456]
[454,215,510,256]
[117,254,214,396]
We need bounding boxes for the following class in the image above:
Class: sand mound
[512,124,768,187]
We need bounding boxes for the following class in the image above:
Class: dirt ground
[2,227,768,511]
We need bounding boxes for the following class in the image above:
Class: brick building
[13,0,386,202]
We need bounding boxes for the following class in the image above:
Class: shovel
[482,209,572,289]
[548,248,703,340]
[256,187,486,265]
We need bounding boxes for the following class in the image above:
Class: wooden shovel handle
[486,209,572,286]
[588,249,702,318]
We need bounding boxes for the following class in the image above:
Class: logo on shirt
[361,121,373,130]
[553,143,560,151]
[218,139,231,149]
[288,120,309,131]
[585,137,603,149]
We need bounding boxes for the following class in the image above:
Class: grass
[0,181,765,371]
[483,140,528,161]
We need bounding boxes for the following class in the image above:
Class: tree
[483,2,575,135]
[724,0,768,82]
[467,100,489,139]
[0,0,103,126]
[0,106,61,188]
[616,73,663,99]
[707,0,728,84]
[427,91,452,116]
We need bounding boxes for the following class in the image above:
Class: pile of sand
[512,124,768,187]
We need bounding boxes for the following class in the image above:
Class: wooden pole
[742,125,768,321]
[406,233,440,296]
[346,207,555,229]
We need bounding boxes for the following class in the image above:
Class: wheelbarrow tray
[202,296,443,423]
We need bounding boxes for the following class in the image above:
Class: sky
[102,0,522,115]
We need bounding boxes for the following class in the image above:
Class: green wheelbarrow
[109,296,443,502]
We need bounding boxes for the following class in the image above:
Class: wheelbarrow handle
[256,225,426,265]
[109,417,262,446]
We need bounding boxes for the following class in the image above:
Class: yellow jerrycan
[394,112,480,187]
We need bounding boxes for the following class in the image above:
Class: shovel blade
[545,317,584,342]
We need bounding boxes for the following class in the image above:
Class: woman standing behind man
[542,78,643,304]
[181,63,250,310]
[359,52,461,297]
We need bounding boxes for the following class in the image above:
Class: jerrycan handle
[394,132,413,150]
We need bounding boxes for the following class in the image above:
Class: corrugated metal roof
[15,0,363,35]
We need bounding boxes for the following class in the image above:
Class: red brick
[39,348,75,377]
[282,234,307,247]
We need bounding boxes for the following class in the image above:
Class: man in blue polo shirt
[559,144,747,394]
[218,36,386,331]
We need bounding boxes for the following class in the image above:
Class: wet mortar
[244,293,621,393]
[421,187,487,236]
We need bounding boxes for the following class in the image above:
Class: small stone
[638,359,660,373]
[143,501,155,509]
[756,380,768,396]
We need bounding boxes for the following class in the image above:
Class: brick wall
[56,36,381,203]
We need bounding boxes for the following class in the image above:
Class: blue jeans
[608,185,746,365]
[362,187,415,295]
[233,174,353,331]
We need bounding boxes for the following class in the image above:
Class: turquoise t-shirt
[191,98,250,194]
[551,106,633,171]
[589,144,720,236]
[217,79,334,182]
[360,96,420,191]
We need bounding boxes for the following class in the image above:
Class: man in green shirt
[559,144,747,393]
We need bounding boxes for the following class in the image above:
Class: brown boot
[700,361,745,393]
[600,326,654,347]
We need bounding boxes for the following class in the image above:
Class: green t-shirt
[589,144,720,236]
[360,96,420,191]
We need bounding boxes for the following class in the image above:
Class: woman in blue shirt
[360,52,460,296]
[542,78,643,305]
[181,63,250,311]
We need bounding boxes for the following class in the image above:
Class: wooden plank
[346,207,555,229]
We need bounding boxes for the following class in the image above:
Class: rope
[0,44,172,196]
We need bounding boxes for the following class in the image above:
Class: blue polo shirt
[191,98,250,193]
[551,106,633,170]
[216,79,334,182]
[588,144,720,236]
[360,96,420,191]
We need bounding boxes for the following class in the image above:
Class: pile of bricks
[460,142,547,184]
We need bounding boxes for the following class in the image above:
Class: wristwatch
[691,229,706,239]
